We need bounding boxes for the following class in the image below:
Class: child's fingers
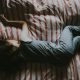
[7,40,20,47]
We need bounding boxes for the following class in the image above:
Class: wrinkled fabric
[1,0,80,42]
[0,22,22,40]
[0,0,80,80]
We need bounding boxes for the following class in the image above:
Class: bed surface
[0,0,80,80]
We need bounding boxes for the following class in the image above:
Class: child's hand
[7,40,20,47]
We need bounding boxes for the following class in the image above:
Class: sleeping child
[0,15,80,65]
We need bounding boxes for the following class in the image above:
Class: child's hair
[0,40,18,55]
[0,40,19,67]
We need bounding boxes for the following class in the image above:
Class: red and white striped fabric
[25,15,62,44]
[1,0,80,43]
[0,0,80,80]
[0,22,21,41]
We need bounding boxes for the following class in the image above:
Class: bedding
[13,26,80,65]
[1,0,80,42]
[0,0,80,80]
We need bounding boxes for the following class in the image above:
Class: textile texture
[0,0,80,80]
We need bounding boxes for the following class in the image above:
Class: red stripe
[40,0,48,41]
[26,1,33,40]
[50,16,53,42]
[52,0,58,45]
[57,0,62,20]
[44,17,48,41]
[57,0,62,34]
[56,20,58,45]
[63,0,68,25]
[47,0,53,42]
[33,18,38,40]
[32,0,38,40]
[44,1,48,41]
[38,16,42,40]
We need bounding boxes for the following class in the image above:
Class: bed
[0,0,80,80]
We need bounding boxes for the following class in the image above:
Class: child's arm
[0,15,26,29]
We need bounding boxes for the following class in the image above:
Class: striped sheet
[1,0,80,42]
[0,0,80,80]
[0,23,22,41]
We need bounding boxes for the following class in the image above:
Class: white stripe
[45,15,51,41]
[12,27,17,40]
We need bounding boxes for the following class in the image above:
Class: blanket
[0,0,80,80]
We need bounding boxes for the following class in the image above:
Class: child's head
[0,40,19,56]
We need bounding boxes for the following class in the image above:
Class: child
[0,15,80,65]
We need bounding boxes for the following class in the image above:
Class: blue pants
[17,26,80,65]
